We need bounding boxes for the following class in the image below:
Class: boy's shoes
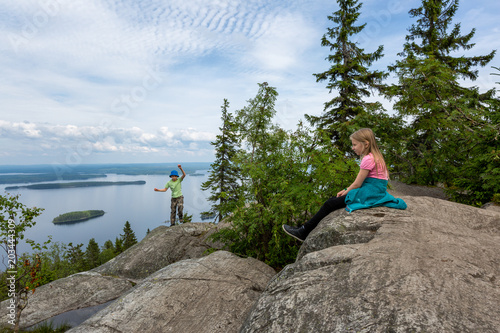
[282,224,307,242]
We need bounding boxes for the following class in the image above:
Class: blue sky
[1,0,499,165]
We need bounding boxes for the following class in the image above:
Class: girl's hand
[336,189,347,197]
[154,188,158,191]
[178,164,182,168]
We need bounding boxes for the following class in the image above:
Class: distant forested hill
[0,162,211,184]
[0,173,106,184]
[5,180,146,190]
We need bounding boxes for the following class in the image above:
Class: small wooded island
[53,210,105,224]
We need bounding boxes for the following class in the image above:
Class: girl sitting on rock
[283,128,407,242]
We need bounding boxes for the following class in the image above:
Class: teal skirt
[345,177,407,213]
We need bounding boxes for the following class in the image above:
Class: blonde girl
[283,128,406,242]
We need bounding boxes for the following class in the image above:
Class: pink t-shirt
[360,153,388,180]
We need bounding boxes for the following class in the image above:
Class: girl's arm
[154,187,168,192]
[336,168,370,197]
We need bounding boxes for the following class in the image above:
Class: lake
[4,171,213,254]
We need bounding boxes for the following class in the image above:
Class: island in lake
[53,210,105,224]
[5,180,146,190]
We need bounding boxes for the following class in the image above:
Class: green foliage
[121,221,138,251]
[307,0,387,153]
[0,193,50,332]
[443,98,500,205]
[99,240,116,263]
[402,0,495,81]
[64,243,86,272]
[114,237,123,255]
[85,238,101,270]
[181,211,193,223]
[201,99,241,222]
[385,0,499,205]
[1,222,140,305]
[34,243,75,286]
[209,84,358,269]
[492,66,500,84]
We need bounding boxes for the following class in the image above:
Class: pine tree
[99,240,115,263]
[85,238,101,269]
[201,99,241,222]
[307,0,387,153]
[65,242,86,272]
[399,0,495,80]
[387,0,497,187]
[121,221,137,250]
[114,237,123,255]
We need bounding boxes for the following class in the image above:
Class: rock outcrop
[93,222,224,280]
[0,223,224,329]
[240,196,500,332]
[4,191,500,332]
[68,251,276,333]
[0,272,133,328]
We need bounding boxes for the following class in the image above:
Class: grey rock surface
[387,180,448,200]
[241,196,500,333]
[92,222,223,280]
[0,271,133,328]
[1,222,223,329]
[68,251,276,333]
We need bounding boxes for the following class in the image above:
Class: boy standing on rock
[154,164,186,226]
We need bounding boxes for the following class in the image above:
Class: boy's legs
[177,196,184,223]
[170,197,177,225]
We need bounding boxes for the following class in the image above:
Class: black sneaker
[282,224,307,242]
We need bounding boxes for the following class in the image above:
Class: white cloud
[1,0,498,164]
[0,120,214,155]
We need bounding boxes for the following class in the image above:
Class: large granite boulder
[1,222,223,329]
[68,250,276,333]
[241,196,500,332]
[92,222,224,280]
[0,271,133,328]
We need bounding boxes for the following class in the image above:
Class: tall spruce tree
[114,237,123,255]
[400,0,495,80]
[307,0,387,153]
[387,0,497,203]
[85,238,101,269]
[201,99,241,222]
[65,242,86,272]
[121,221,137,250]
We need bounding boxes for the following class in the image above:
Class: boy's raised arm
[178,164,186,180]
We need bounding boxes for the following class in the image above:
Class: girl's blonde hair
[350,128,389,178]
